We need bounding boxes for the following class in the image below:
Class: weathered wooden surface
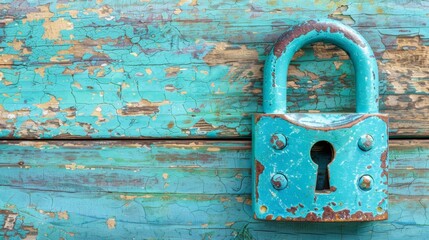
[0,140,428,239]
[1,0,428,239]
[1,0,429,138]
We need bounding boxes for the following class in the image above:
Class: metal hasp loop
[263,19,379,114]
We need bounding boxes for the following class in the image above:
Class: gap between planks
[2,138,429,142]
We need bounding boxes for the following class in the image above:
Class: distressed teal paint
[0,1,428,138]
[0,140,426,196]
[0,190,428,239]
[0,0,427,238]
[0,140,427,239]
[253,114,388,221]
[254,20,387,221]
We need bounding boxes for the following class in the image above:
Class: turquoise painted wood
[0,0,428,138]
[0,140,428,239]
[0,0,428,239]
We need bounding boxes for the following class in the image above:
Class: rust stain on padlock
[263,19,379,115]
[254,160,264,201]
[273,20,366,58]
[268,207,388,222]
[381,150,389,182]
[253,113,389,222]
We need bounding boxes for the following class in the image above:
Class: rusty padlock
[252,19,388,222]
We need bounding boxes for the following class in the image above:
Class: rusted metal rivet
[270,133,287,150]
[358,175,373,191]
[271,173,288,190]
[260,205,268,213]
[358,134,374,151]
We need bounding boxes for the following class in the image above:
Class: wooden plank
[0,140,428,238]
[0,191,428,239]
[0,1,428,138]
[0,140,427,196]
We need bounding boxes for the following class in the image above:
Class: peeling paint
[86,5,114,18]
[203,42,259,67]
[381,36,429,94]
[117,99,170,116]
[119,195,138,200]
[0,1,427,236]
[0,209,38,239]
[162,173,169,180]
[23,5,53,23]
[106,218,116,229]
[42,18,74,40]
[0,0,427,138]
[253,113,388,221]
[0,139,427,237]
[58,211,69,220]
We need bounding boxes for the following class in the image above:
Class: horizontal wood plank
[0,139,428,238]
[0,140,428,196]
[0,0,428,138]
[0,191,428,239]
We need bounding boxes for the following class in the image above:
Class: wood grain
[0,140,428,239]
[0,0,428,138]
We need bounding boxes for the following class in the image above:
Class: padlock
[252,19,388,222]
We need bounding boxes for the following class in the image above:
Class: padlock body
[252,113,388,222]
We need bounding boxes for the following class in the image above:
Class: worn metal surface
[253,20,388,221]
[263,19,379,114]
[253,114,388,221]
[0,140,427,239]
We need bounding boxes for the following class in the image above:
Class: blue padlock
[252,19,388,222]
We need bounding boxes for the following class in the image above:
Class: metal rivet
[271,173,288,190]
[358,175,373,191]
[270,133,287,150]
[358,134,374,151]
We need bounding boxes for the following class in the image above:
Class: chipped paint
[0,1,427,138]
[0,140,427,238]
[58,211,69,220]
[0,0,427,237]
[65,163,86,170]
[23,5,54,23]
[42,18,74,40]
[207,147,220,152]
[106,218,116,229]
[2,211,17,230]
[38,209,55,218]
[264,19,379,114]
[117,99,170,116]
[253,114,389,221]
[381,36,429,94]
[203,42,259,67]
[86,5,114,18]
[0,54,21,66]
[254,20,388,221]
[0,209,38,239]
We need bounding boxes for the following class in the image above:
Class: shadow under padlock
[252,19,389,222]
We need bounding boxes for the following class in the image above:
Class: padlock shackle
[263,19,379,114]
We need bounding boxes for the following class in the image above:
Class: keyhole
[310,141,335,192]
